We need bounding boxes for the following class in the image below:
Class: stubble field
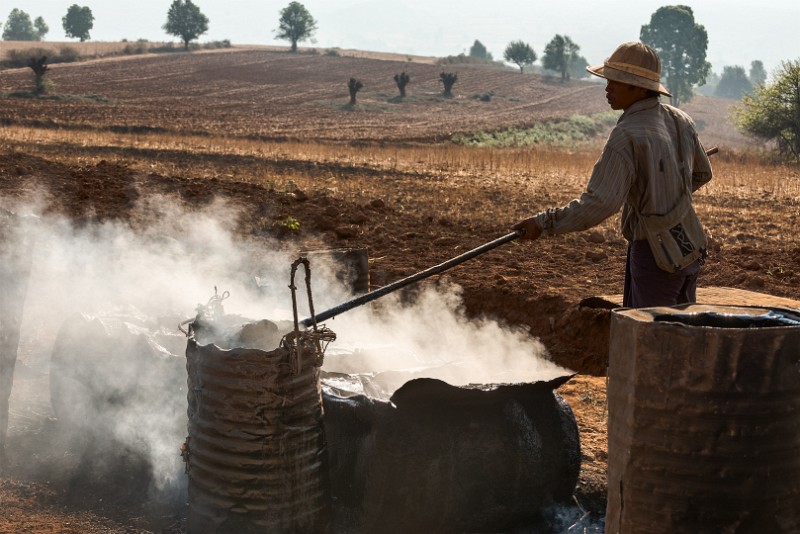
[0,46,798,532]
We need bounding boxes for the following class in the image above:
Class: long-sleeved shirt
[533,97,713,242]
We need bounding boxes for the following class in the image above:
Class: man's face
[605,80,649,110]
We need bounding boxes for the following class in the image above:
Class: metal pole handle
[299,229,524,327]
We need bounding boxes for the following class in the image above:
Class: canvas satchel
[634,108,707,273]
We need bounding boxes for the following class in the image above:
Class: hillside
[0,46,750,147]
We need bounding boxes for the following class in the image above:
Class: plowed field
[1,47,797,533]
[1,47,632,141]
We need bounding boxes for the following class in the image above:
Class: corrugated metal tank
[184,330,329,533]
[606,304,800,533]
[0,210,34,460]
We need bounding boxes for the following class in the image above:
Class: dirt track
[1,48,798,533]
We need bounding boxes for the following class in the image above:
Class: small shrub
[58,47,81,63]
[150,42,180,54]
[437,54,506,69]
[122,42,148,55]
[325,48,341,57]
[471,91,493,102]
[277,216,301,232]
[201,39,232,50]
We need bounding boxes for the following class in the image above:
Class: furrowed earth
[1,45,798,533]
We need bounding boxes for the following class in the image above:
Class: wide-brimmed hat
[587,42,671,97]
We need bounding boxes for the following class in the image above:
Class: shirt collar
[619,97,660,122]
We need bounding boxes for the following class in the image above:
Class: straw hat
[587,42,671,97]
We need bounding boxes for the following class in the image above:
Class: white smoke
[318,284,567,396]
[3,192,566,493]
[6,195,297,492]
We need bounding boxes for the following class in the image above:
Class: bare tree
[394,72,410,97]
[27,56,48,95]
[440,72,457,97]
[348,78,363,105]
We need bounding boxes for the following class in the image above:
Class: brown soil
[1,48,797,533]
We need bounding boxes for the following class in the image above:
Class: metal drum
[185,334,329,533]
[606,304,800,533]
[184,262,335,533]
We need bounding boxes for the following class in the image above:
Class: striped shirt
[534,97,713,241]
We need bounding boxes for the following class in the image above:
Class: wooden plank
[584,286,800,311]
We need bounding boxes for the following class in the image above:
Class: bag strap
[667,106,693,197]
[630,106,692,222]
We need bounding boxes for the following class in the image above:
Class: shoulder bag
[632,108,707,273]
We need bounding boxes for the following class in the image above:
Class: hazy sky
[15,1,800,74]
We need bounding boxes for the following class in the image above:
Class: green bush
[452,111,620,147]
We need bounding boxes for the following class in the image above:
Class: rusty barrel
[606,304,800,533]
[185,327,330,533]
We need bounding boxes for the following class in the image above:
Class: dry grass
[2,122,793,197]
[0,124,597,176]
[0,40,168,60]
[3,122,796,255]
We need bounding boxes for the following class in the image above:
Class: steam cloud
[3,193,566,494]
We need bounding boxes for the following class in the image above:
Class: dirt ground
[0,47,798,533]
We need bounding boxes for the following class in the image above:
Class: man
[513,42,712,307]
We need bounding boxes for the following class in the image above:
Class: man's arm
[691,136,713,192]
[513,146,633,240]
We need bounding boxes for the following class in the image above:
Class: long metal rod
[300,229,524,327]
[300,148,719,328]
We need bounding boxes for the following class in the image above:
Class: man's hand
[512,217,543,240]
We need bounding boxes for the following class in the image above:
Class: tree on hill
[28,56,49,95]
[569,54,590,80]
[347,78,363,106]
[542,34,581,81]
[3,9,37,41]
[62,5,94,42]
[34,16,48,40]
[640,5,711,107]
[735,60,800,163]
[749,60,767,87]
[394,72,410,97]
[469,40,493,61]
[440,72,458,97]
[715,65,752,99]
[275,2,317,53]
[696,70,720,96]
[503,40,536,73]
[163,0,209,51]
